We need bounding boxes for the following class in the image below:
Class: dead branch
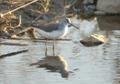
[0,42,28,46]
[0,0,39,18]
[0,49,28,58]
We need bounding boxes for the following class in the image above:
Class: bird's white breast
[35,25,69,39]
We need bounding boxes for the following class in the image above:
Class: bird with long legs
[30,17,79,56]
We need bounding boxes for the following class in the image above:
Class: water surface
[0,21,120,84]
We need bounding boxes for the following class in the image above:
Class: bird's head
[64,17,79,29]
[66,18,71,23]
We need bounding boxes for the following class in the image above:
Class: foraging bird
[30,17,79,56]
[80,34,108,47]
[31,17,79,39]
[30,56,69,78]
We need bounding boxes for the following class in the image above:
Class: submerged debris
[80,34,108,47]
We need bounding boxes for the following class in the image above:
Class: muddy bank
[97,16,120,30]
[0,0,120,36]
[95,0,120,30]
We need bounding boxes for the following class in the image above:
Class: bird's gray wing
[31,23,60,32]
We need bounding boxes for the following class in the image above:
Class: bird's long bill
[69,23,79,30]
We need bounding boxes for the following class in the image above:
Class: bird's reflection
[30,56,69,78]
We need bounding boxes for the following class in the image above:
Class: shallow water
[0,21,120,84]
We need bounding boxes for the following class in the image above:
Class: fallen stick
[10,38,72,41]
[0,42,28,46]
[0,49,28,58]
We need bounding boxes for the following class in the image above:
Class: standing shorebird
[31,17,79,39]
[31,17,79,56]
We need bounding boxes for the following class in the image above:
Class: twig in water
[0,49,28,59]
[0,42,28,46]
[10,38,72,41]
